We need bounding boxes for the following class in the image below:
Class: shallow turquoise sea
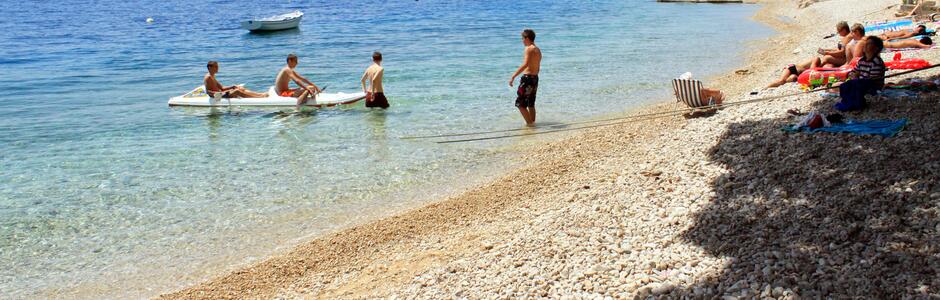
[0,0,772,298]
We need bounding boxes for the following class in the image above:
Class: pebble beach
[162,0,940,298]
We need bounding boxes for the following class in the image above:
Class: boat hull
[241,12,302,31]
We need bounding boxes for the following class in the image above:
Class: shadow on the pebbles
[683,110,718,119]
[676,87,940,298]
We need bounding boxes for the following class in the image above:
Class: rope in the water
[423,64,940,144]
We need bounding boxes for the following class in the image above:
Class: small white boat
[168,86,366,108]
[241,11,303,32]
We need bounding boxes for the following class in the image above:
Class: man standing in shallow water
[361,51,389,109]
[509,28,542,126]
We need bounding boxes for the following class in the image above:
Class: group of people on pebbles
[766,19,934,112]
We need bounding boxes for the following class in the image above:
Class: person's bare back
[361,64,384,93]
[523,44,541,75]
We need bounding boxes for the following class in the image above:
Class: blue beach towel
[784,119,908,137]
[865,19,914,32]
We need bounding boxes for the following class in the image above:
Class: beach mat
[865,19,914,32]
[783,119,908,137]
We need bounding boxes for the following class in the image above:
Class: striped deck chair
[672,78,717,112]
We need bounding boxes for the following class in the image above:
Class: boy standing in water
[509,29,542,126]
[360,51,389,109]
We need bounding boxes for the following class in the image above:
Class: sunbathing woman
[880,25,928,40]
[884,36,934,49]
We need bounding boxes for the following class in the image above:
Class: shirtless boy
[508,29,542,126]
[844,24,867,64]
[203,61,267,98]
[275,54,321,109]
[812,21,852,68]
[360,51,389,109]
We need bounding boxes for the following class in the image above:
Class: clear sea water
[0,0,771,298]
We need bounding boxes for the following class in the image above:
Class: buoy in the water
[146,17,154,23]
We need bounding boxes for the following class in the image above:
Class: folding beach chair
[672,78,718,114]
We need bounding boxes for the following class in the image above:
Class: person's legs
[295,90,309,107]
[810,57,823,69]
[701,88,724,105]
[836,79,872,111]
[787,74,799,83]
[234,88,267,98]
[821,55,847,68]
[517,107,534,125]
[768,68,794,88]
[515,74,538,125]
[227,89,249,98]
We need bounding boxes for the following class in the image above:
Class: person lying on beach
[883,36,934,49]
[275,54,322,109]
[204,61,268,98]
[836,36,886,111]
[508,28,542,126]
[880,25,928,40]
[360,51,389,109]
[812,21,853,68]
[767,60,812,88]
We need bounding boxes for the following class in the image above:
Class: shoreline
[162,0,940,298]
[161,2,784,297]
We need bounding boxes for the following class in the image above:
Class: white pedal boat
[241,11,303,32]
[168,86,366,108]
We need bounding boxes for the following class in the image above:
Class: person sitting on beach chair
[204,61,268,98]
[880,24,928,40]
[812,21,853,68]
[836,36,886,111]
[884,36,933,49]
[673,73,723,111]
